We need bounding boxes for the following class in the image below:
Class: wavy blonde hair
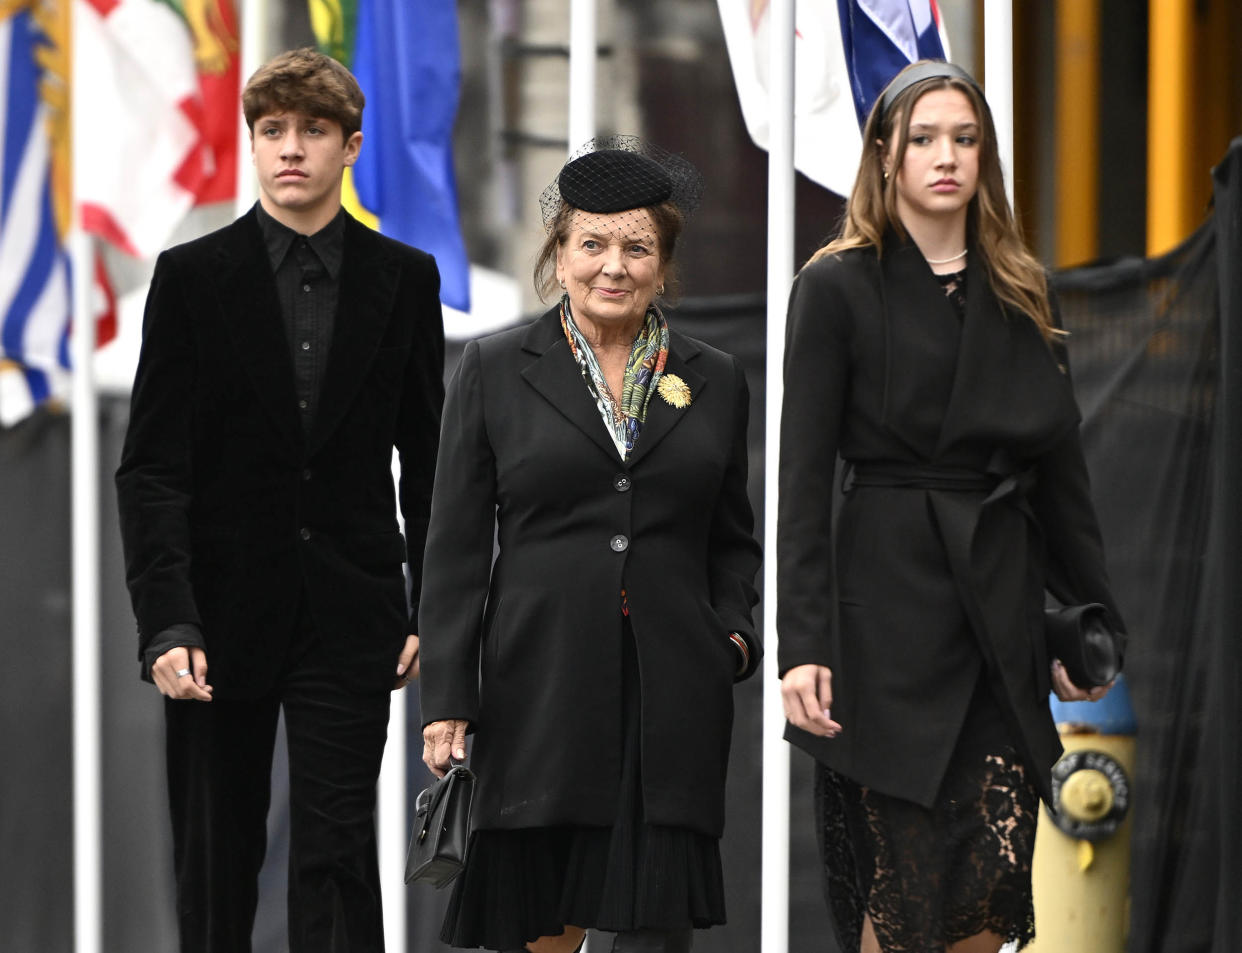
[808,61,1059,341]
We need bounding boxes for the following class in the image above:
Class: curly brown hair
[242,48,365,140]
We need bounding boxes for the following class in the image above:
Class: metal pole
[70,2,102,938]
[1053,0,1100,267]
[1146,0,1193,256]
[69,231,102,953]
[985,12,1023,953]
[983,0,1015,208]
[761,3,795,952]
[568,9,597,946]
[377,462,407,947]
[379,636,408,952]
[567,0,597,152]
[235,0,266,219]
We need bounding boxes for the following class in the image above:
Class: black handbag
[405,763,475,888]
[1045,603,1122,689]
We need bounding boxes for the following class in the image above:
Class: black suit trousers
[164,606,392,953]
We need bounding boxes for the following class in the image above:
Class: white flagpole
[984,0,1015,208]
[985,19,1020,953]
[235,0,265,219]
[568,0,597,153]
[69,243,102,953]
[355,0,402,931]
[567,7,599,948]
[378,600,408,951]
[761,2,795,952]
[70,3,102,949]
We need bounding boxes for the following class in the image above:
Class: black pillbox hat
[557,149,674,213]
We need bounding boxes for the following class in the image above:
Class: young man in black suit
[115,48,445,952]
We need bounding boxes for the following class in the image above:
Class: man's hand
[780,663,842,738]
[151,646,212,701]
[394,634,420,690]
[422,719,469,777]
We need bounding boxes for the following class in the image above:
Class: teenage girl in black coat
[778,61,1125,953]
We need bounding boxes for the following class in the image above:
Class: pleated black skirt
[441,619,726,951]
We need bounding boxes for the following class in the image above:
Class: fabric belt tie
[846,453,1037,503]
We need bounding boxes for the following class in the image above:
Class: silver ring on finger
[174,668,192,678]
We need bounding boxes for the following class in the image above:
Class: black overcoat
[777,239,1125,806]
[419,308,762,838]
[115,209,445,697]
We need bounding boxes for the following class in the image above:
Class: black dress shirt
[255,201,345,433]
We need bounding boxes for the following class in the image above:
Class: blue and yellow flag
[309,0,470,311]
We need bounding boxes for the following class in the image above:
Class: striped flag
[717,0,949,198]
[1,5,115,427]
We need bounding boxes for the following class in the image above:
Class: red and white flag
[74,0,210,258]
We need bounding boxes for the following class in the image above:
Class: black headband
[878,60,983,120]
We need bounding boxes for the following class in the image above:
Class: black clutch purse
[405,763,475,888]
[1045,603,1122,689]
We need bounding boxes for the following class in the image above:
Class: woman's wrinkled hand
[780,664,842,738]
[422,719,469,777]
[1050,659,1113,703]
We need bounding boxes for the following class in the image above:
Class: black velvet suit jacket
[777,239,1125,806]
[115,208,445,697]
[419,308,761,837]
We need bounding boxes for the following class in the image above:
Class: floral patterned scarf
[559,294,670,459]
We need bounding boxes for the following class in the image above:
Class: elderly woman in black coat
[778,62,1126,953]
[419,138,761,953]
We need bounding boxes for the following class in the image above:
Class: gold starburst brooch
[658,373,692,408]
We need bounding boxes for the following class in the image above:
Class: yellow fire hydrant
[1027,675,1136,953]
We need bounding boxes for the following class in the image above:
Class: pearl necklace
[925,248,968,265]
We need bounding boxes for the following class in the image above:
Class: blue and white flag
[1,9,71,426]
[1,7,117,427]
[717,0,949,198]
[839,0,949,128]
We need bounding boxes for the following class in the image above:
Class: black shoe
[607,928,693,953]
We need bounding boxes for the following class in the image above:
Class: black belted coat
[419,308,762,837]
[777,238,1125,806]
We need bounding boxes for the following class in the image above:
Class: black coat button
[614,474,632,492]
[300,527,311,541]
[302,468,312,481]
[610,534,629,552]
